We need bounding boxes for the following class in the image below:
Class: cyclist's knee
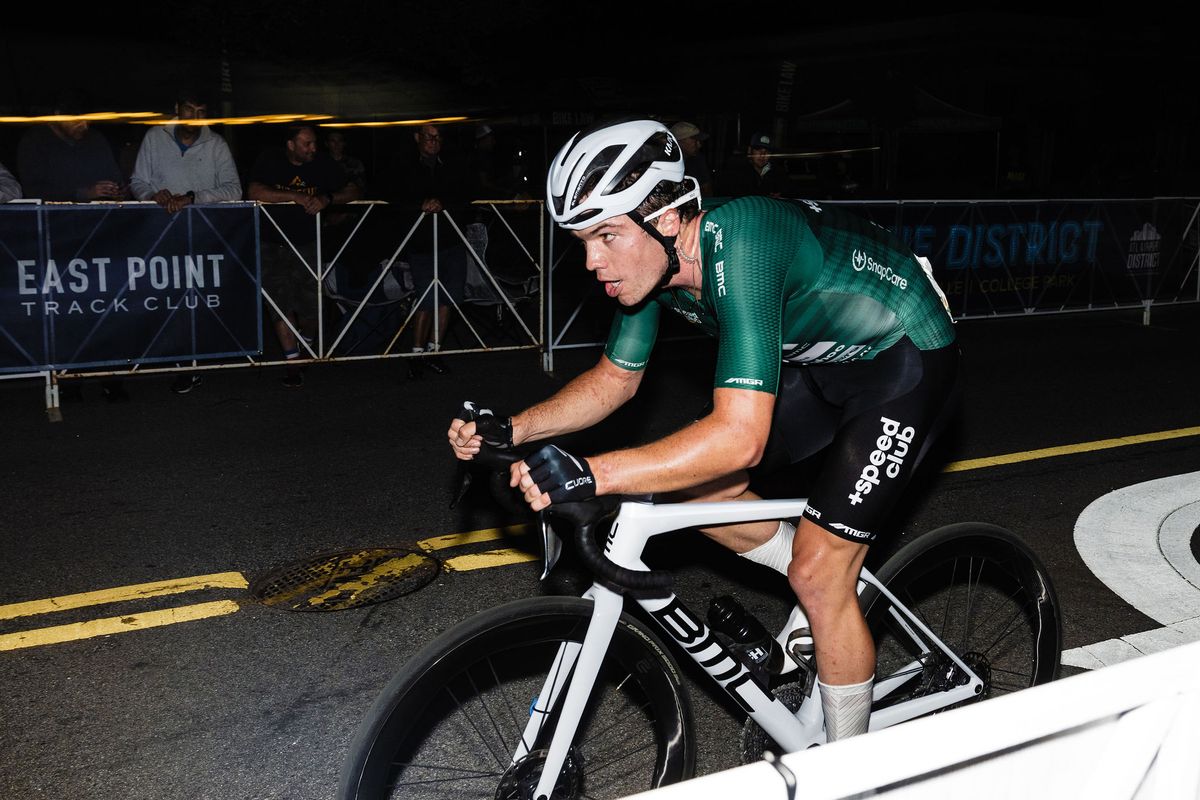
[787,520,867,616]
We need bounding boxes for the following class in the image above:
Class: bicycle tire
[862,522,1062,712]
[339,596,695,800]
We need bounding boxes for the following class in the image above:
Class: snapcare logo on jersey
[848,416,916,506]
[851,249,908,290]
[724,376,764,387]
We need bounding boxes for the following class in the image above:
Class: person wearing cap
[669,121,713,196]
[717,131,788,198]
[470,123,519,200]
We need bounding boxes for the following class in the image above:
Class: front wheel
[339,596,694,800]
[863,523,1062,712]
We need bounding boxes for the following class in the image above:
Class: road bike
[339,449,1061,800]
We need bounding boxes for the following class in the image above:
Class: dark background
[3,6,1198,201]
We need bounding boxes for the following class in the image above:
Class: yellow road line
[0,572,248,621]
[944,426,1200,473]
[443,549,540,572]
[418,524,532,552]
[0,601,241,652]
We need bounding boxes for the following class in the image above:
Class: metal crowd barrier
[0,199,545,419]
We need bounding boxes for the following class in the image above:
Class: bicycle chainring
[496,748,581,800]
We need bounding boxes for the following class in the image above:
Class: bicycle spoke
[390,763,506,783]
[467,662,517,762]
[582,738,660,780]
[446,680,510,771]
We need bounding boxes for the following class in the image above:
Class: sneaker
[424,354,449,375]
[282,368,304,389]
[101,380,130,403]
[171,374,203,395]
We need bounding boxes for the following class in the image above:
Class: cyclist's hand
[448,401,513,461]
[513,444,596,511]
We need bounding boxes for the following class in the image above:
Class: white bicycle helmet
[546,119,698,230]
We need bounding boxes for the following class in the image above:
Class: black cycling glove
[526,444,597,504]
[458,401,514,449]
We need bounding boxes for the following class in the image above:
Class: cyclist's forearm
[590,387,774,495]
[512,356,641,445]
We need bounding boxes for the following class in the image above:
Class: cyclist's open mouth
[604,280,623,297]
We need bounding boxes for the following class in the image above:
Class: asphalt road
[1,303,1198,799]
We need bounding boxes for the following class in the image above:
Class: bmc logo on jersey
[724,377,765,387]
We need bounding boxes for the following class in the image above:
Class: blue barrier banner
[0,203,261,372]
[843,199,1199,317]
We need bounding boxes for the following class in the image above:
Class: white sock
[739,520,795,575]
[739,521,813,668]
[819,675,874,741]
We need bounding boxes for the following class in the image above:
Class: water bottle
[707,595,783,677]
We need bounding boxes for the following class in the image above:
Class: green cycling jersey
[604,196,956,394]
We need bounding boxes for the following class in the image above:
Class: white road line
[1064,471,1200,669]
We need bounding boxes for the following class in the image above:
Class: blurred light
[319,116,469,128]
[0,112,161,123]
[136,114,335,126]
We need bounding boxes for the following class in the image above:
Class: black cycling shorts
[757,336,960,545]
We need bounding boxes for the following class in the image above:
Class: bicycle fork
[515,586,623,800]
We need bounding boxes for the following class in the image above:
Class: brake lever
[539,511,563,580]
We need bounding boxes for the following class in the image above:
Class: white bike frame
[517,498,986,800]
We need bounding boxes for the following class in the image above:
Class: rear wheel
[863,523,1062,712]
[339,596,694,800]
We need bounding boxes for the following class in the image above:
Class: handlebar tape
[551,500,673,598]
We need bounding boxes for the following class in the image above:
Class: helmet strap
[627,212,680,288]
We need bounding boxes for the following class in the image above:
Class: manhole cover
[250,548,440,611]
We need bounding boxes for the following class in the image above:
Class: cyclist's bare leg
[789,518,874,739]
[787,518,873,683]
[656,470,779,552]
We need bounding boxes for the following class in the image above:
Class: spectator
[0,162,20,202]
[19,90,130,401]
[385,123,471,378]
[17,90,128,203]
[325,131,366,193]
[669,120,714,196]
[247,125,362,388]
[470,124,517,200]
[717,131,787,198]
[131,86,242,395]
[131,87,241,212]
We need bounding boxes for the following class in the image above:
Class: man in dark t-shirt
[382,123,472,376]
[247,125,361,387]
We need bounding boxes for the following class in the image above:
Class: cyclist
[448,119,959,742]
